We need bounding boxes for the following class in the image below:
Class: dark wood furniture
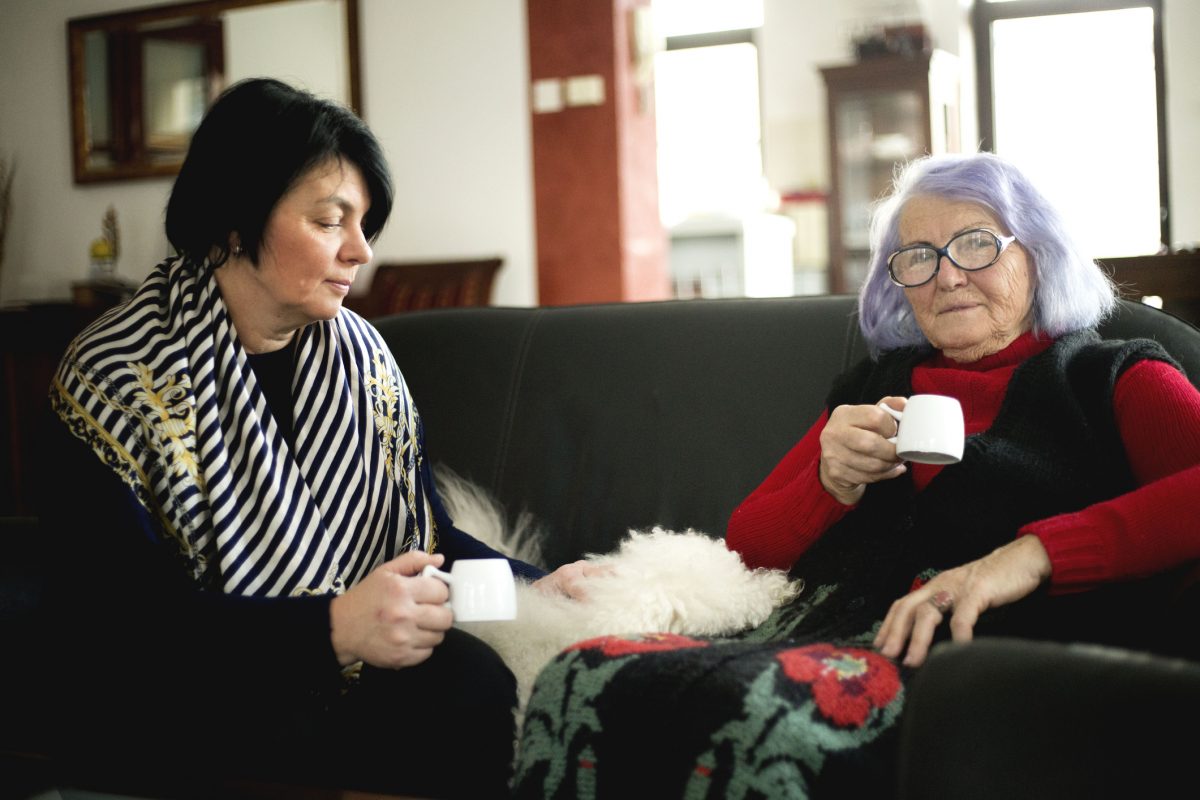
[70,277,138,310]
[343,257,503,319]
[0,303,105,515]
[820,52,961,294]
[1,281,135,515]
[1100,252,1200,328]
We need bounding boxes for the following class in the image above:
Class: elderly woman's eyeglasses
[887,229,1018,288]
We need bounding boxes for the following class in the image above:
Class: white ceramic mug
[879,394,964,465]
[421,558,517,622]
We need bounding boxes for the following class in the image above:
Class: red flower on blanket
[566,633,710,657]
[775,644,901,728]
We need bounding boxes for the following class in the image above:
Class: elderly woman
[512,153,1200,799]
[727,152,1200,666]
[43,78,587,798]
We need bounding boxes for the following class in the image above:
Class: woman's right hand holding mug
[329,551,454,669]
[818,397,908,505]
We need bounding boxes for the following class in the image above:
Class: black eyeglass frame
[887,228,1018,288]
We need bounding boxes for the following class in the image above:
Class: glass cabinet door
[821,52,959,294]
[833,89,925,290]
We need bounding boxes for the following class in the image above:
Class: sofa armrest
[897,637,1200,799]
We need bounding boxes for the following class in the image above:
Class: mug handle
[421,564,454,584]
[420,564,455,611]
[878,402,903,444]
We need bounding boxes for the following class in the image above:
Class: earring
[232,245,244,257]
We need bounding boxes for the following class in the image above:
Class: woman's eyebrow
[901,222,996,247]
[952,221,996,236]
[314,195,358,214]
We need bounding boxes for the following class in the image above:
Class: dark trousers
[52,628,518,799]
[321,628,519,798]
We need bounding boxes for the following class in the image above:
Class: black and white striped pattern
[52,258,433,597]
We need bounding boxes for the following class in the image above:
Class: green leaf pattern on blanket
[513,647,628,798]
[685,659,904,799]
[735,583,840,643]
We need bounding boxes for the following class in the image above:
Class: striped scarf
[51,258,435,597]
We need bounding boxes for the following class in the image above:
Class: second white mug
[879,394,964,465]
[421,558,517,622]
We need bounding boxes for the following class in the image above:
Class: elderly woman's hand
[329,551,454,669]
[818,396,910,505]
[874,535,1053,667]
[532,560,613,600]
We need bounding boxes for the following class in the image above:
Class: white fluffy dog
[436,468,801,717]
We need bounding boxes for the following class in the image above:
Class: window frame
[972,0,1169,246]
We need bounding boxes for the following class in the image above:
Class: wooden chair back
[345,257,502,318]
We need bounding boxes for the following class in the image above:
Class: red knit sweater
[725,332,1200,592]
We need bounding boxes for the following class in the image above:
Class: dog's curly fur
[436,467,801,718]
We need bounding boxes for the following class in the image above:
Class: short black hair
[165,78,393,267]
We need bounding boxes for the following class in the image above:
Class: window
[652,1,794,298]
[654,36,763,227]
[974,0,1167,257]
[652,0,765,227]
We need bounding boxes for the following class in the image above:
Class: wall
[0,0,1196,306]
[0,0,537,306]
[1165,0,1200,247]
[359,0,536,306]
[225,0,348,104]
[0,0,175,303]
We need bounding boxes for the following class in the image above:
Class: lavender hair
[857,152,1117,356]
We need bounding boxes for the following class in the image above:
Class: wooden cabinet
[1,293,128,516]
[1100,252,1200,328]
[821,51,960,294]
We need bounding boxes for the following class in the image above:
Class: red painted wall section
[527,0,669,306]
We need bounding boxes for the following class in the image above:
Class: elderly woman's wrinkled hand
[818,396,910,505]
[873,535,1053,667]
[329,551,454,669]
[532,559,613,600]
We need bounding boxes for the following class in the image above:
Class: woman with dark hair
[512,153,1200,798]
[44,78,586,797]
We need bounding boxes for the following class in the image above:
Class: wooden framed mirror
[68,0,361,184]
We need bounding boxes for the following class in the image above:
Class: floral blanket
[513,598,911,799]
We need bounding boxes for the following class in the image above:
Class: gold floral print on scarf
[128,362,204,487]
[365,348,401,476]
[59,358,202,489]
[365,347,428,552]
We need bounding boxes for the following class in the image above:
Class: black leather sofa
[380,294,1200,798]
[4,294,1199,797]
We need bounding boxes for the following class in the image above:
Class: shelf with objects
[820,49,961,294]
